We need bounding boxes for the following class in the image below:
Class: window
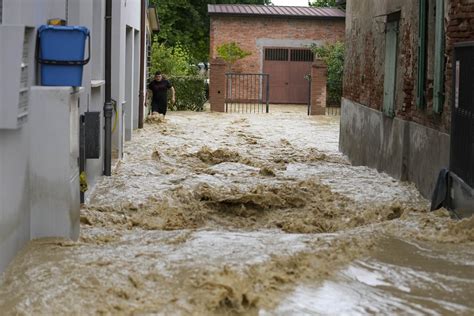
[265,48,288,61]
[290,49,314,62]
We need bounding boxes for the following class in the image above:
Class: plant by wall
[216,42,251,71]
[311,42,345,106]
[168,76,207,112]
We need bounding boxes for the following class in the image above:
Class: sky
[271,0,310,6]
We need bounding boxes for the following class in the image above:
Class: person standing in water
[147,71,176,117]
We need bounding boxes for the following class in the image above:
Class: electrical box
[0,25,35,129]
[85,111,101,159]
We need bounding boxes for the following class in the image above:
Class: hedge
[167,76,207,111]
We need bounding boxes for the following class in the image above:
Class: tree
[310,0,338,7]
[150,0,271,62]
[216,42,251,71]
[150,42,196,77]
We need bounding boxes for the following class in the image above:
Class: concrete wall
[209,15,345,74]
[340,98,450,198]
[29,87,81,241]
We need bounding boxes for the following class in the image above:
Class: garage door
[263,48,314,104]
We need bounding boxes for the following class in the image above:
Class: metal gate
[225,73,270,113]
[263,48,314,104]
[450,42,474,187]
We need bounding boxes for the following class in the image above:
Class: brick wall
[311,61,328,115]
[210,15,345,73]
[344,0,474,133]
[209,58,226,112]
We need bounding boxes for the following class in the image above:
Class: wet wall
[340,98,450,198]
[0,0,68,273]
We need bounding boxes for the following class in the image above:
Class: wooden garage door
[263,48,313,104]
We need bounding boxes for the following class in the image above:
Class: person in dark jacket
[147,71,175,116]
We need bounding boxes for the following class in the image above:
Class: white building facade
[0,0,155,273]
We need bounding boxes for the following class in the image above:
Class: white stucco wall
[0,126,30,273]
[0,0,68,274]
[112,0,141,150]
[0,0,144,274]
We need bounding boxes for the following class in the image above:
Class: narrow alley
[1,107,473,315]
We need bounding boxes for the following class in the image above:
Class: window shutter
[417,0,427,108]
[383,20,399,118]
[433,0,445,114]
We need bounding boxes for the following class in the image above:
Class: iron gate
[450,42,474,187]
[225,73,270,113]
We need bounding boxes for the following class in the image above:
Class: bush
[168,76,207,111]
[311,42,344,106]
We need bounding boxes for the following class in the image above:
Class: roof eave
[147,5,160,32]
[208,13,345,20]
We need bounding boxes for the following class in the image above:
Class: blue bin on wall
[37,25,90,86]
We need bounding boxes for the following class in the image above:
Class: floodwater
[1,105,473,315]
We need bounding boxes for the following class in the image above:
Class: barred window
[265,48,288,61]
[290,49,314,62]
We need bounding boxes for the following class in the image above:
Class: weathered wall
[341,0,474,198]
[210,16,345,73]
[340,98,450,198]
[344,0,474,133]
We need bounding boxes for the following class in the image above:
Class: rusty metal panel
[263,48,313,104]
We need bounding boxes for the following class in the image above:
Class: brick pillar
[310,59,328,115]
[209,58,226,112]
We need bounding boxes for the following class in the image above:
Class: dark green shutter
[383,21,398,118]
[417,0,427,108]
[433,0,445,114]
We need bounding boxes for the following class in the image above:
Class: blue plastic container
[37,25,90,86]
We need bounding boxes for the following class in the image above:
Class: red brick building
[208,5,345,105]
[340,0,474,214]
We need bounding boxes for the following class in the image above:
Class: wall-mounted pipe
[103,0,112,176]
[138,0,145,129]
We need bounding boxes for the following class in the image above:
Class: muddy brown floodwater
[1,105,473,315]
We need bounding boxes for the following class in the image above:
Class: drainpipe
[138,0,146,129]
[103,0,113,176]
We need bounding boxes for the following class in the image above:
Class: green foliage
[310,0,338,7]
[150,0,271,62]
[311,42,344,105]
[216,42,251,70]
[168,76,207,111]
[150,41,196,77]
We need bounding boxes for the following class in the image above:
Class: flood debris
[1,107,473,314]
